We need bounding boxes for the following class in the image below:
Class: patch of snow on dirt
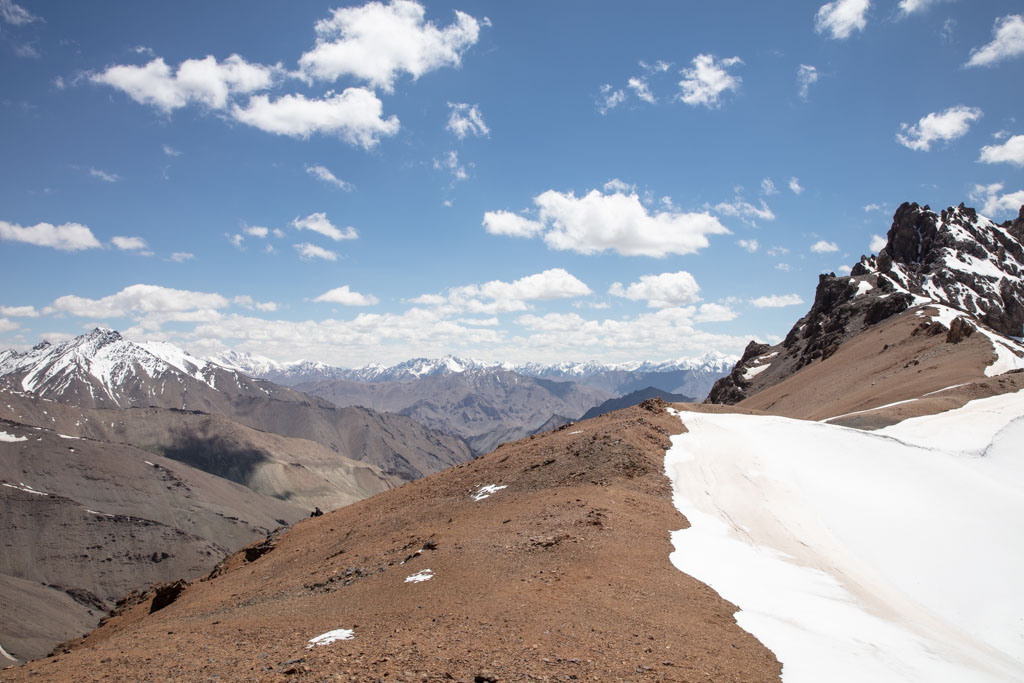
[472,484,507,501]
[306,628,354,648]
[404,569,434,583]
[0,430,27,442]
[2,482,47,496]
[665,397,1024,682]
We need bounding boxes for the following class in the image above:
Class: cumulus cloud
[696,303,738,323]
[0,0,39,25]
[970,183,1024,218]
[313,285,379,306]
[627,77,656,104]
[446,102,489,138]
[678,54,742,108]
[483,183,729,258]
[0,220,102,251]
[815,0,870,40]
[738,239,759,253]
[162,144,182,157]
[50,284,230,319]
[0,318,18,334]
[91,55,279,113]
[231,89,400,148]
[169,252,195,262]
[111,235,148,251]
[298,0,482,91]
[761,178,778,196]
[294,243,338,261]
[789,177,804,195]
[898,0,954,15]
[979,134,1024,167]
[966,15,1024,68]
[306,164,354,191]
[810,240,839,253]
[896,105,982,151]
[797,64,818,100]
[864,203,884,212]
[243,226,269,239]
[292,212,357,241]
[415,269,592,315]
[0,305,39,317]
[870,234,888,252]
[597,84,626,114]
[750,294,805,308]
[232,295,278,312]
[608,271,702,308]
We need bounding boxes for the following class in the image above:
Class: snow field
[665,395,1024,681]
[306,628,354,648]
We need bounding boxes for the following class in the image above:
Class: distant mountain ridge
[207,350,736,399]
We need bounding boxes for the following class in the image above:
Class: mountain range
[3,204,1023,679]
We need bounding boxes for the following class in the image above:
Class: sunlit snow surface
[665,394,1024,682]
[404,569,434,583]
[472,484,507,501]
[0,430,27,442]
[306,628,354,648]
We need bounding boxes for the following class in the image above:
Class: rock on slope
[1,401,781,682]
[707,202,1024,421]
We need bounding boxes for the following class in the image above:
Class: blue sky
[1,0,1022,366]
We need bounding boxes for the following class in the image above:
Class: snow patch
[404,569,434,583]
[58,434,81,440]
[665,398,1024,681]
[2,482,47,496]
[306,628,354,648]
[0,430,27,443]
[472,484,507,501]
[742,364,770,381]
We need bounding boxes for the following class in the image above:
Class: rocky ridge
[708,202,1024,405]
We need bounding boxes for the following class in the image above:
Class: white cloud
[304,164,354,191]
[15,43,39,59]
[608,271,702,308]
[0,318,19,334]
[244,226,269,238]
[598,84,625,114]
[162,144,181,157]
[91,55,279,113]
[169,252,195,262]
[434,150,468,181]
[231,89,400,149]
[446,102,489,138]
[0,0,38,25]
[898,0,954,15]
[775,263,793,272]
[789,177,804,195]
[738,239,759,253]
[273,228,286,238]
[294,243,338,261]
[750,294,805,308]
[418,269,592,315]
[228,233,244,248]
[837,265,853,275]
[292,212,358,241]
[966,14,1024,68]
[0,305,38,318]
[627,77,656,104]
[111,235,148,251]
[870,234,888,252]
[896,105,982,151]
[815,0,870,40]
[768,246,790,256]
[713,198,775,225]
[232,295,278,312]
[761,178,778,195]
[864,203,883,212]
[979,134,1024,167]
[50,284,230,319]
[298,0,482,92]
[484,184,730,258]
[480,211,544,238]
[89,168,120,183]
[313,285,380,306]
[970,183,1024,218]
[678,54,742,108]
[696,303,738,323]
[810,240,839,253]
[0,220,102,251]
[797,64,818,100]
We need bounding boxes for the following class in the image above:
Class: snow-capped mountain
[709,202,1024,406]
[0,328,254,408]
[206,349,351,386]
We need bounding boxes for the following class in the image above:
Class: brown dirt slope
[3,402,780,682]
[736,305,1023,424]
